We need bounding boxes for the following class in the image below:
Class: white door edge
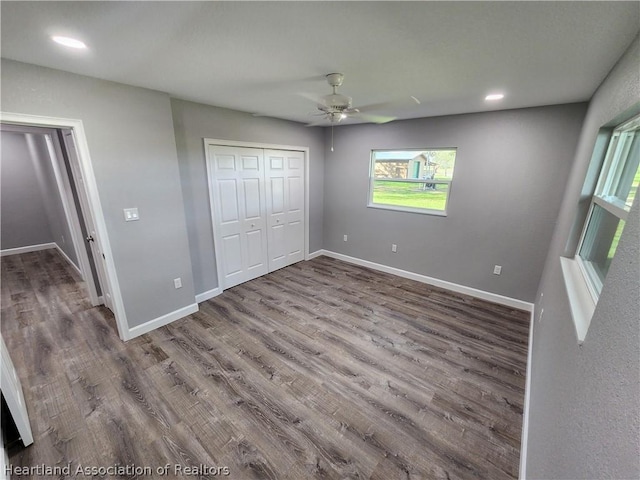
[46,132,101,305]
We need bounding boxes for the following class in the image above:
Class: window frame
[563,113,640,343]
[367,148,457,216]
[575,115,639,300]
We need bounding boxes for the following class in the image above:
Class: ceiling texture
[1,1,639,125]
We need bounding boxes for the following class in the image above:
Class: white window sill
[367,203,448,216]
[560,256,596,344]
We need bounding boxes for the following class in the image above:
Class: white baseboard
[0,242,56,257]
[314,249,534,312]
[126,303,199,340]
[307,250,325,260]
[519,307,536,479]
[195,287,221,303]
[55,244,83,278]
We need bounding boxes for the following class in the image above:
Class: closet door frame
[204,139,310,292]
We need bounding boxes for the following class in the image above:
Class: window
[577,115,640,300]
[562,114,640,343]
[368,149,457,215]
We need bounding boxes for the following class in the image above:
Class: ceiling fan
[302,73,419,151]
[303,73,404,127]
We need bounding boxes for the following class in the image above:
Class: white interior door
[62,131,113,311]
[209,146,268,289]
[46,133,101,306]
[265,149,305,271]
[0,336,33,447]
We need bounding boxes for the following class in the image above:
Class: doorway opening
[0,113,128,340]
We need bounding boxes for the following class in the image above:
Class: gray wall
[526,35,640,479]
[323,104,587,302]
[1,59,195,329]
[26,133,79,266]
[1,131,54,249]
[170,98,325,296]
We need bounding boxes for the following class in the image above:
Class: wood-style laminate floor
[1,249,530,479]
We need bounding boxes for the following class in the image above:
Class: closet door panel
[209,145,268,289]
[222,234,243,286]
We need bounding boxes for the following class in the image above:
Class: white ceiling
[1,2,639,125]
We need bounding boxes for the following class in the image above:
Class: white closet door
[209,146,268,289]
[265,149,305,271]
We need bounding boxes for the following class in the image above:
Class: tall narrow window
[368,149,457,215]
[577,115,640,299]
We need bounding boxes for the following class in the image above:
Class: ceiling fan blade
[298,91,326,106]
[305,117,329,127]
[352,96,421,114]
[350,112,396,124]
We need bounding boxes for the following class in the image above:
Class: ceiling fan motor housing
[321,93,352,111]
[319,73,352,113]
[326,73,344,87]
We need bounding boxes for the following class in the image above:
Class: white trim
[575,255,601,304]
[54,244,82,277]
[592,194,629,221]
[0,242,56,256]
[195,287,221,303]
[307,250,325,260]
[518,307,536,479]
[127,303,199,340]
[1,112,129,341]
[366,203,448,217]
[315,249,534,311]
[0,336,33,447]
[1,443,8,480]
[202,138,308,151]
[560,256,596,344]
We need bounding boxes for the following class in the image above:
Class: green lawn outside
[372,180,448,211]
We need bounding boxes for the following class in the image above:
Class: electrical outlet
[124,207,140,222]
[61,235,65,244]
[391,244,397,253]
[493,265,502,275]
[343,234,348,242]
[174,277,182,289]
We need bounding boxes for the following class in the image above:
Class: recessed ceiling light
[485,93,505,101]
[51,36,87,49]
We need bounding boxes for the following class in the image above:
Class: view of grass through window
[372,181,449,210]
[370,149,457,213]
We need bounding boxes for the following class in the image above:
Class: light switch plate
[123,208,139,222]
